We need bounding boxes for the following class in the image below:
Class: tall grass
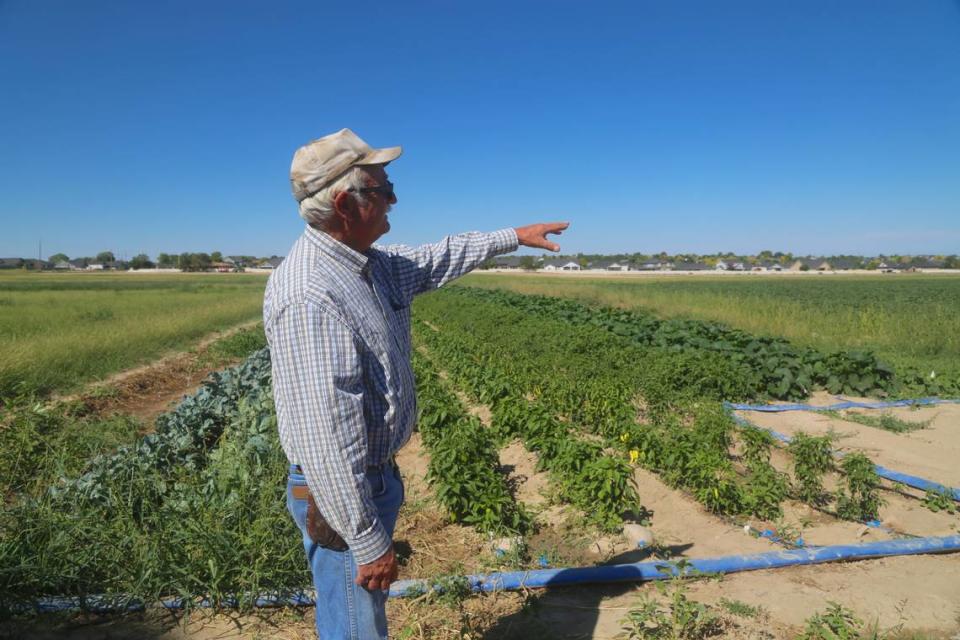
[462,273,960,377]
[0,272,268,402]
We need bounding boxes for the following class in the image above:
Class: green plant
[799,602,875,640]
[835,453,883,522]
[621,574,722,639]
[821,410,931,434]
[718,598,764,619]
[920,488,956,514]
[788,433,834,505]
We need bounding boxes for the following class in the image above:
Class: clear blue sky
[1,0,958,259]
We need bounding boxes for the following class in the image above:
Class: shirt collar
[304,225,370,275]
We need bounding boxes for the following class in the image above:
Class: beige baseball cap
[290,128,402,202]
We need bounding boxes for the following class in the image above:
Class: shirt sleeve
[379,228,519,302]
[269,302,392,565]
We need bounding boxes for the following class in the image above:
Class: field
[2,276,959,639]
[462,272,960,384]
[0,271,269,403]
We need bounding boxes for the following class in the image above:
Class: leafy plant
[621,573,722,639]
[821,409,931,434]
[788,433,835,505]
[799,602,875,640]
[835,453,883,522]
[921,488,957,514]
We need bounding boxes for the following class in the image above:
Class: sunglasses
[351,180,394,200]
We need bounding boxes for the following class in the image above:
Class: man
[263,128,567,639]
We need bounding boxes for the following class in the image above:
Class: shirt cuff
[490,228,519,255]
[349,519,393,565]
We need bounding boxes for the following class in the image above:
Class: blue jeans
[286,464,404,640]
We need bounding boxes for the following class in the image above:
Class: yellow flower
[629,450,639,464]
[620,433,628,443]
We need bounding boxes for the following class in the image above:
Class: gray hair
[298,166,370,229]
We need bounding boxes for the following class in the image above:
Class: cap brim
[358,146,402,166]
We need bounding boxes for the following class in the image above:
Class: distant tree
[865,259,880,270]
[130,254,154,270]
[479,258,495,270]
[157,253,177,268]
[48,253,69,264]
[519,256,536,270]
[179,252,212,272]
[211,251,223,263]
[799,264,810,272]
[944,255,959,269]
[96,251,115,264]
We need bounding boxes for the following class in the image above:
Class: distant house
[543,259,580,271]
[212,261,234,273]
[86,263,105,270]
[53,260,71,270]
[715,261,729,271]
[69,259,88,270]
[259,257,285,270]
[492,256,523,269]
[606,261,631,271]
[0,258,24,269]
[789,258,831,271]
[673,262,710,271]
[834,258,860,270]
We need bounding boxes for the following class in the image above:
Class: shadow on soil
[479,544,694,640]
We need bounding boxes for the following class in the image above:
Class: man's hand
[515,222,569,252]
[355,546,399,591]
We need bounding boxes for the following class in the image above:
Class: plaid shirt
[264,225,518,563]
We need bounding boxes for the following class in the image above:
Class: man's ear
[332,191,357,231]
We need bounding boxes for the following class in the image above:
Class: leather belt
[291,456,396,476]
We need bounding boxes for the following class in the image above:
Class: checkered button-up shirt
[264,225,518,564]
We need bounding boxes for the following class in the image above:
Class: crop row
[412,350,529,534]
[0,350,306,610]
[414,321,641,532]
[446,287,904,400]
[414,290,882,522]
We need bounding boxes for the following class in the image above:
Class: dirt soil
[56,321,262,428]
[8,388,959,638]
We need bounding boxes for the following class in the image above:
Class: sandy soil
[738,391,960,487]
[8,381,959,638]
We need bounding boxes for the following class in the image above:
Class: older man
[263,128,567,639]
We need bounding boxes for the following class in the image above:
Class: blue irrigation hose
[22,536,960,612]
[726,397,960,413]
[391,534,960,596]
[727,406,960,502]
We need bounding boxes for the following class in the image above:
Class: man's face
[353,165,397,249]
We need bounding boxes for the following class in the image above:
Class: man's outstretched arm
[381,222,570,301]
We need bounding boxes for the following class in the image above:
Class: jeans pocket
[368,469,387,498]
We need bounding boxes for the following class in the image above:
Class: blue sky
[1,0,958,259]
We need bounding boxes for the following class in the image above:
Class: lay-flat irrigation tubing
[19,536,960,613]
[725,400,960,501]
[726,397,960,413]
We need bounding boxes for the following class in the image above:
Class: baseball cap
[290,128,402,202]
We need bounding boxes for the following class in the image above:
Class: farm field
[0,271,269,403]
[3,284,959,639]
[462,272,960,387]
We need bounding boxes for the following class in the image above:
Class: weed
[822,410,931,434]
[799,601,895,640]
[920,488,957,515]
[718,598,764,619]
[621,575,722,639]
